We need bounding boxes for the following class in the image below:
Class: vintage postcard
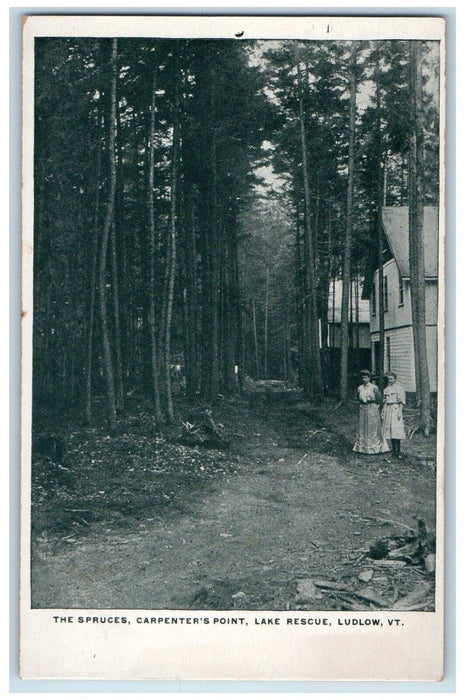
[20,14,446,680]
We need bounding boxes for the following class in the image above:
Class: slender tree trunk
[300,202,311,390]
[199,181,212,396]
[383,155,388,205]
[183,184,199,399]
[98,39,118,431]
[241,308,247,384]
[148,68,163,422]
[210,111,220,397]
[252,298,259,378]
[408,41,431,434]
[283,325,287,381]
[198,59,220,400]
[157,127,173,402]
[319,209,332,357]
[377,217,385,384]
[111,220,124,410]
[297,57,323,397]
[165,57,181,423]
[219,220,228,392]
[62,347,67,402]
[340,43,357,401]
[376,62,385,385]
[231,213,244,392]
[264,267,269,379]
[331,275,336,348]
[295,208,305,385]
[158,200,172,397]
[349,268,353,349]
[286,318,292,381]
[85,129,101,425]
[355,267,360,350]
[318,209,331,390]
[115,107,130,388]
[62,259,71,404]
[400,154,405,207]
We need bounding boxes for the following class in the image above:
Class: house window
[398,277,404,306]
[386,336,391,371]
[371,282,376,316]
[383,275,388,311]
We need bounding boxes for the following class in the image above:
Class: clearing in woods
[31,385,436,610]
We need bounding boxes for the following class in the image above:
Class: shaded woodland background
[33,38,440,433]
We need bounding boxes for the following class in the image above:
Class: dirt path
[31,393,436,610]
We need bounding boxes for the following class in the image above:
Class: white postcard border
[19,13,446,682]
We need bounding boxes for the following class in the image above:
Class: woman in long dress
[353,370,390,454]
[381,371,406,458]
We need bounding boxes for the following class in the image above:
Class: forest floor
[30,384,437,611]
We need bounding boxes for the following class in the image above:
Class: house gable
[381,206,439,279]
[362,205,439,302]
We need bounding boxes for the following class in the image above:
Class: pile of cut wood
[294,518,435,611]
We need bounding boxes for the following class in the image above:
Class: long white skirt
[353,404,390,454]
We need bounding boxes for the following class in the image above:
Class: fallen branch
[372,559,406,569]
[313,579,350,592]
[64,509,92,513]
[392,582,432,610]
[326,592,371,610]
[353,586,388,607]
[360,515,415,533]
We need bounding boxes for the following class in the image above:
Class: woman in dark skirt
[353,370,390,455]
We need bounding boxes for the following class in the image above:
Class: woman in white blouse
[381,371,406,459]
[353,370,390,454]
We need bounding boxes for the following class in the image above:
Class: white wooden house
[322,278,371,388]
[327,278,371,350]
[362,206,438,396]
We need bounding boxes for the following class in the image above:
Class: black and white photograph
[20,14,446,681]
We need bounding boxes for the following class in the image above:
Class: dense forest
[33,38,440,433]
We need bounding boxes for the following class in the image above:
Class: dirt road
[31,392,437,610]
